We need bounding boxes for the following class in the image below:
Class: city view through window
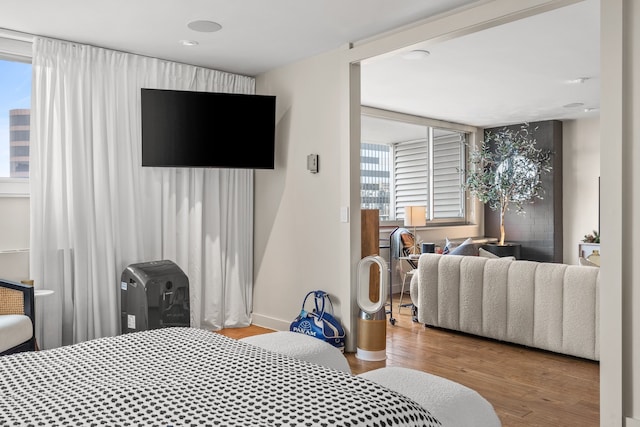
[0,59,31,178]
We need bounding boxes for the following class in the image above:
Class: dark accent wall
[484,120,563,262]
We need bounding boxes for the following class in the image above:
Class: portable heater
[120,260,190,334]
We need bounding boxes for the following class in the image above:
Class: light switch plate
[307,154,319,173]
[340,206,349,223]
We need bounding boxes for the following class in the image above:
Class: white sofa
[410,254,600,361]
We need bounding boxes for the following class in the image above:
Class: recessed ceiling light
[584,107,598,113]
[401,49,431,60]
[187,20,222,33]
[179,40,199,46]
[563,102,584,108]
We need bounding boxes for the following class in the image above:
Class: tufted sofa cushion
[410,253,600,360]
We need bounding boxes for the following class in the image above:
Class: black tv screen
[141,88,275,169]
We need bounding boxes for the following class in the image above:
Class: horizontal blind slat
[433,132,464,219]
[394,139,429,219]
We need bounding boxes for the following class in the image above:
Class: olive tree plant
[465,124,553,246]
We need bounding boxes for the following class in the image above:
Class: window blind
[394,139,428,220]
[432,133,465,219]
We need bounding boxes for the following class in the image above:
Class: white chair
[0,279,36,355]
[398,257,417,313]
[391,228,419,314]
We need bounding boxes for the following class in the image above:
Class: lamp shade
[404,206,426,227]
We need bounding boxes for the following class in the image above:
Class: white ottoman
[240,331,351,373]
[358,367,501,427]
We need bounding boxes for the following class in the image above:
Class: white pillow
[442,237,454,255]
[449,238,476,256]
[478,247,499,258]
[579,256,599,267]
[479,247,515,261]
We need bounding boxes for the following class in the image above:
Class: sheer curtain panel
[30,37,255,349]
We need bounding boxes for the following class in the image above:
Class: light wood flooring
[217,301,599,427]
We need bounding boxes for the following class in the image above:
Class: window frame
[0,29,33,196]
[361,106,479,227]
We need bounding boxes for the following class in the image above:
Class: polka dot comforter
[0,327,441,427]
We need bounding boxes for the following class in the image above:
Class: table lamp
[404,206,426,254]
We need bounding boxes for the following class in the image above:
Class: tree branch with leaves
[465,124,553,246]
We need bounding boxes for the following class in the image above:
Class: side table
[34,289,54,298]
[33,289,54,350]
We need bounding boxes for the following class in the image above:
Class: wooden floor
[217,303,599,427]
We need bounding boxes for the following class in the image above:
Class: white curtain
[30,37,255,349]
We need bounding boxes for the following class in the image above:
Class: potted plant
[582,230,600,243]
[465,123,553,248]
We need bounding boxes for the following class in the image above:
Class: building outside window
[9,109,30,177]
[361,142,391,220]
[0,57,31,180]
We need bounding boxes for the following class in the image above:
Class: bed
[0,327,441,426]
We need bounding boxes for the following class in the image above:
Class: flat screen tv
[141,88,276,169]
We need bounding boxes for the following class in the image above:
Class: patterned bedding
[0,327,441,426]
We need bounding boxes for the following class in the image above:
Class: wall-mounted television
[141,88,276,169]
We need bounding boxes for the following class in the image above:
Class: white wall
[600,1,640,424]
[0,196,30,282]
[253,48,356,348]
[562,117,601,264]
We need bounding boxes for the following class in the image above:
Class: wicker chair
[0,279,36,355]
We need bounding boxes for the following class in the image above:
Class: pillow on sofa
[442,237,453,255]
[442,237,468,254]
[479,247,515,260]
[579,256,599,267]
[449,238,477,256]
[478,247,499,258]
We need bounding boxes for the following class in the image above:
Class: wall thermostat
[307,154,319,174]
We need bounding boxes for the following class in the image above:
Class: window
[10,129,29,141]
[360,109,473,224]
[0,31,32,195]
[10,113,29,126]
[10,145,29,157]
[0,58,32,181]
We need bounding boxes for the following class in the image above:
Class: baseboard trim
[250,313,290,332]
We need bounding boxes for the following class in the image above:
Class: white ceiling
[0,0,481,75]
[361,0,600,128]
[0,0,599,129]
